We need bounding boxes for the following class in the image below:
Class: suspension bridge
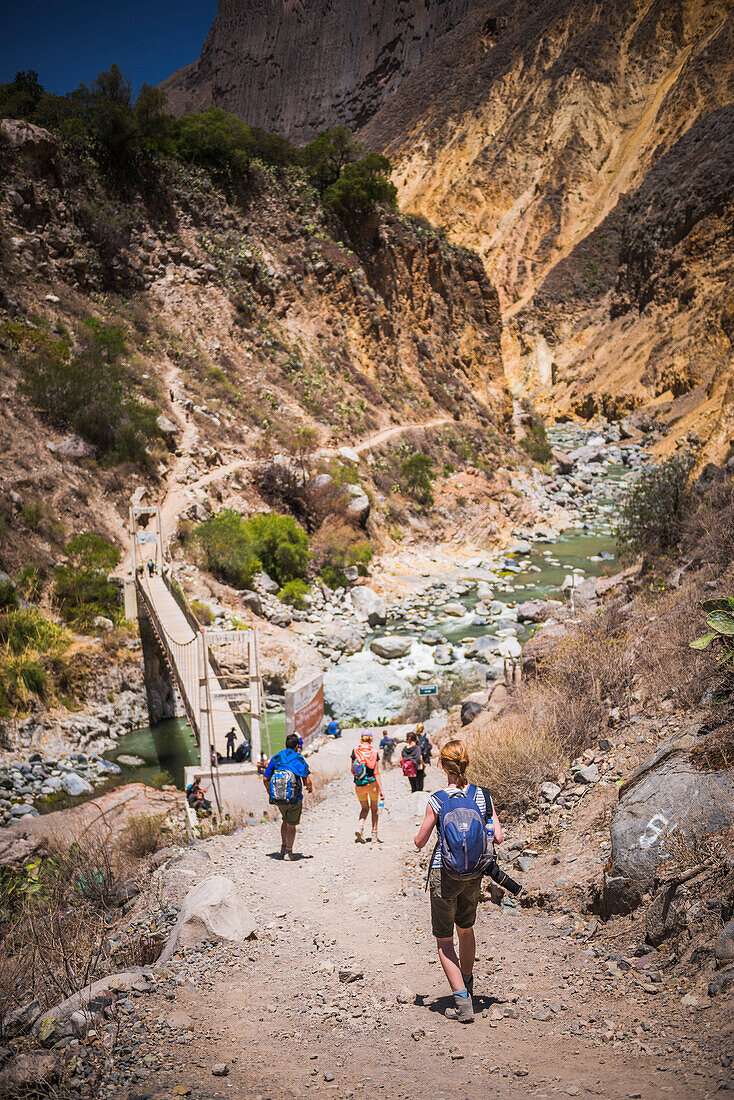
[127,499,272,816]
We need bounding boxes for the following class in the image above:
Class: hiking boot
[283,850,296,861]
[371,831,382,844]
[280,844,287,859]
[445,992,474,1023]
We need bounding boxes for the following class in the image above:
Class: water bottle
[486,818,494,844]
[378,797,385,811]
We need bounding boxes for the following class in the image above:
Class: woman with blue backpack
[413,738,503,1023]
[351,732,384,843]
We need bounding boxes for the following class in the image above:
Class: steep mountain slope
[160,0,478,142]
[357,0,734,449]
[514,103,734,452]
[362,0,733,311]
[0,119,511,584]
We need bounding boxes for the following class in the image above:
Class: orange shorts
[355,781,379,807]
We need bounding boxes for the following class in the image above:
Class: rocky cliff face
[160,0,477,142]
[362,0,734,309]
[357,0,734,451]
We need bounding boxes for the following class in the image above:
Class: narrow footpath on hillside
[108,731,727,1100]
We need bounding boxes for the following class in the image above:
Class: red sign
[285,673,324,746]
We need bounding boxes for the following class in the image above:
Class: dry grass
[464,714,562,815]
[120,812,168,857]
[633,578,717,707]
[305,767,341,808]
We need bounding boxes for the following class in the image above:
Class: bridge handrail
[134,575,201,737]
[161,570,201,635]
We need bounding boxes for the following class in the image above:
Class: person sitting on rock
[186,776,211,814]
[327,718,342,738]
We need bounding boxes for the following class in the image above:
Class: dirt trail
[113,731,726,1099]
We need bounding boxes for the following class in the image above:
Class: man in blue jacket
[263,734,313,860]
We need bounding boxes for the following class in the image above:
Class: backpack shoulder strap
[478,785,493,823]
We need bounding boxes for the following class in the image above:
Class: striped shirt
[428,785,488,869]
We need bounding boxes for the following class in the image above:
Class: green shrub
[0,581,19,611]
[3,318,160,465]
[399,452,435,506]
[54,533,121,629]
[195,510,262,589]
[20,502,42,530]
[189,599,215,626]
[279,579,310,608]
[520,419,553,463]
[617,449,696,556]
[310,522,370,588]
[172,107,297,174]
[195,510,311,589]
[0,609,67,655]
[15,565,42,603]
[303,126,360,192]
[690,597,734,704]
[246,513,310,586]
[347,542,373,575]
[323,152,397,229]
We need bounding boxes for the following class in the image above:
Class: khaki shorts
[355,781,379,807]
[277,801,303,826]
[429,867,482,939]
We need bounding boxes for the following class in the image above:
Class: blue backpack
[433,785,494,880]
[269,765,302,805]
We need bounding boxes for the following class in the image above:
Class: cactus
[691,598,734,701]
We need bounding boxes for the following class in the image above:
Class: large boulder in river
[350,586,387,626]
[465,635,497,663]
[321,624,365,655]
[602,727,734,916]
[324,653,410,723]
[59,772,94,797]
[515,599,562,623]
[370,635,413,659]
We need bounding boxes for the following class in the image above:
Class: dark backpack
[433,784,494,880]
[351,756,367,782]
[420,736,432,763]
[268,764,302,805]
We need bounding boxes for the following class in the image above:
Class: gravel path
[108,736,729,1098]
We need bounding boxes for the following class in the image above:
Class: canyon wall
[161,0,478,142]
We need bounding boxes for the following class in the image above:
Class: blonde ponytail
[438,739,470,786]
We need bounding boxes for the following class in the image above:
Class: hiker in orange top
[351,733,384,844]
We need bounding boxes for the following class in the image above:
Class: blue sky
[0,0,217,95]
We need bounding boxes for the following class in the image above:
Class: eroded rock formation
[161,0,477,142]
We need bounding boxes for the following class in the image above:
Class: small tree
[616,449,696,556]
[303,126,360,192]
[194,510,261,589]
[400,453,435,507]
[323,152,397,229]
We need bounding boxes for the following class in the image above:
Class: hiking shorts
[355,781,379,807]
[429,867,482,939]
[277,801,302,826]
